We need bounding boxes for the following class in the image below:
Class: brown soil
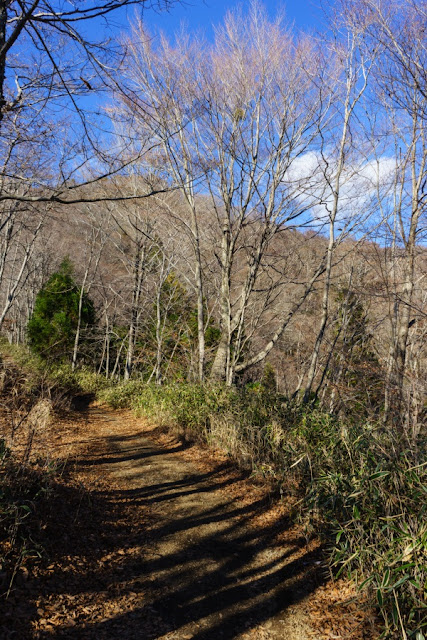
[1,402,380,639]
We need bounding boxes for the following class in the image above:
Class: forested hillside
[1,0,425,420]
[0,0,426,638]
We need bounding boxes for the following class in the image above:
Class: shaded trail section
[2,405,322,639]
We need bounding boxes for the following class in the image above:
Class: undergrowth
[0,440,58,597]
[99,380,426,639]
[1,344,425,639]
[0,346,82,597]
[0,341,109,407]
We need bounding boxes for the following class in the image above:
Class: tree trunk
[71,270,89,371]
[303,217,336,402]
[194,236,205,383]
[210,221,232,383]
[0,0,7,121]
[124,241,145,380]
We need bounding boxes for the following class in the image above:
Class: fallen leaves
[1,404,382,640]
[308,580,381,640]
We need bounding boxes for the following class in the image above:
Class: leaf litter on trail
[1,404,381,639]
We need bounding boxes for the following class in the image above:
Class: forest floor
[1,401,379,639]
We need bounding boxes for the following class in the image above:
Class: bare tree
[0,199,47,330]
[0,0,181,205]
[118,26,208,380]
[357,0,427,425]
[200,6,333,383]
[302,8,378,402]
[71,210,107,370]
[120,3,335,384]
[99,172,165,380]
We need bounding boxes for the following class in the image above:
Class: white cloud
[285,151,396,227]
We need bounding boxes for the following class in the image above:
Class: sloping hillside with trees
[0,0,425,638]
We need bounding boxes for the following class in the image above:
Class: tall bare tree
[118,28,207,379]
[358,0,427,425]
[120,3,334,383]
[302,7,378,402]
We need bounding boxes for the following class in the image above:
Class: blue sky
[144,1,324,37]
[98,1,325,44]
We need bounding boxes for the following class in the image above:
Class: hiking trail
[2,403,375,639]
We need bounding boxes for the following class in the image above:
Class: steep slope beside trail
[1,403,376,639]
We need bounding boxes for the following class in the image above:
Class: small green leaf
[391,602,398,625]
[409,579,421,589]
[359,576,373,590]
[382,569,390,587]
[369,470,390,480]
[389,574,410,590]
[395,562,416,572]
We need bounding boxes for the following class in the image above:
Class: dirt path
[89,406,320,640]
[2,404,374,639]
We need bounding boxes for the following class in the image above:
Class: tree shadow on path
[2,407,324,639]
